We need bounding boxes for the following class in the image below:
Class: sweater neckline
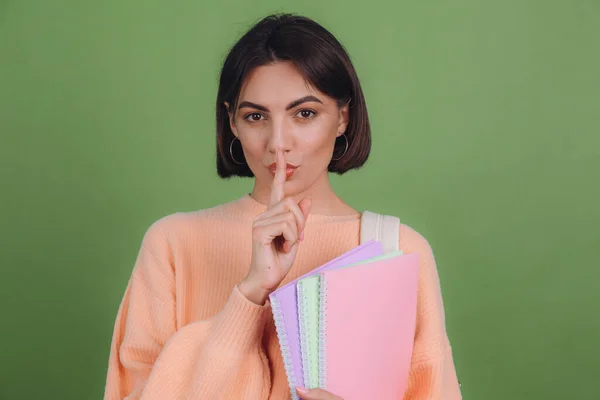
[235,193,362,223]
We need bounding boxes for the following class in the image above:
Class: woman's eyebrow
[237,95,323,112]
[285,95,323,110]
[237,101,268,112]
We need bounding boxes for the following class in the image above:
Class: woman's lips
[268,163,297,180]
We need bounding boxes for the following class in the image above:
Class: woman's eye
[297,109,316,119]
[245,113,264,122]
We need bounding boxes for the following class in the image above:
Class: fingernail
[296,386,308,394]
[299,231,304,241]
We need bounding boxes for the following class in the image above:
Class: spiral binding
[297,282,311,388]
[318,276,328,389]
[271,297,300,400]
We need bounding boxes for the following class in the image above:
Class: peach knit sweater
[104,194,461,399]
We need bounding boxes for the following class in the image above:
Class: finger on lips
[263,150,310,245]
[269,150,286,208]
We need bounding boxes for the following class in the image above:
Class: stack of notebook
[269,240,419,400]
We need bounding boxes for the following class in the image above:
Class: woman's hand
[296,386,344,400]
[238,150,312,305]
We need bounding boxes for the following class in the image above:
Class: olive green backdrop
[1,0,598,399]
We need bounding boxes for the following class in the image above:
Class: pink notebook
[319,252,419,400]
[269,240,384,400]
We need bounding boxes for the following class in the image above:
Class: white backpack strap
[360,210,400,253]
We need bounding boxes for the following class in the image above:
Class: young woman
[104,13,461,400]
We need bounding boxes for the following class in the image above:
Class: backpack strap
[360,210,400,253]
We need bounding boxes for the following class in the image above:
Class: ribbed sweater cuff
[211,285,270,352]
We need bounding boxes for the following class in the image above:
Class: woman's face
[227,61,349,198]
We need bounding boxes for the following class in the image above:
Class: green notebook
[296,250,404,388]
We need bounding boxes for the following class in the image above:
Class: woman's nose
[267,121,293,153]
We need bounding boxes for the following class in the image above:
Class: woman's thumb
[298,197,312,219]
[295,386,343,400]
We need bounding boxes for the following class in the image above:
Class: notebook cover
[297,275,320,388]
[298,250,404,388]
[269,240,384,400]
[319,252,419,399]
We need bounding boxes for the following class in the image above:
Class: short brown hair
[216,13,371,178]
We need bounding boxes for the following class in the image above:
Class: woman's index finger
[269,150,286,207]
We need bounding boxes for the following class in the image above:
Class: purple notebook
[269,240,384,400]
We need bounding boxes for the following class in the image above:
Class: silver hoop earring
[332,133,349,161]
[229,137,246,165]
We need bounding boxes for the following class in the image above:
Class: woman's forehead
[238,62,332,108]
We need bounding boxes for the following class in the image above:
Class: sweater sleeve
[400,225,462,400]
[103,219,271,400]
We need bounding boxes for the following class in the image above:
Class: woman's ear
[224,101,239,137]
[337,101,350,136]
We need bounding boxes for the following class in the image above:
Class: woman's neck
[249,173,359,216]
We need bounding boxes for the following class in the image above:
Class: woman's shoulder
[399,223,433,254]
[397,222,442,280]
[141,198,251,244]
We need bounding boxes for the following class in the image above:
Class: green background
[1,1,598,399]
